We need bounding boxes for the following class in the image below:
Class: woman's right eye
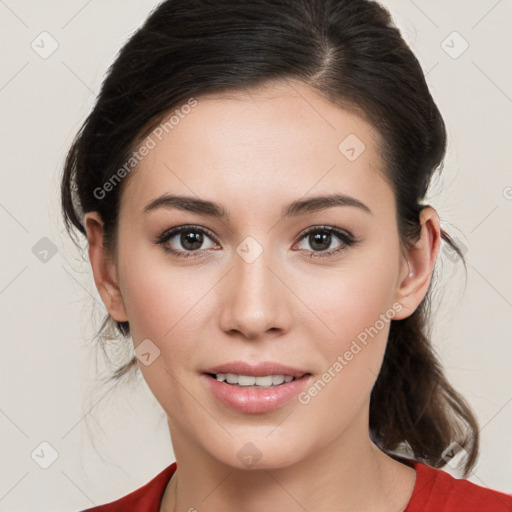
[154,225,218,259]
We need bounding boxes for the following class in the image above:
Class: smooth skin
[84,80,441,512]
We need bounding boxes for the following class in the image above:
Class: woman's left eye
[294,225,360,258]
[154,225,360,259]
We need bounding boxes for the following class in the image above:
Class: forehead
[120,81,393,221]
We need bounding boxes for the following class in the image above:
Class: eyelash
[153,224,360,260]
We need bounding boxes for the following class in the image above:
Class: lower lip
[202,373,312,414]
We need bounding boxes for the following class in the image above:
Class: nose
[218,245,294,340]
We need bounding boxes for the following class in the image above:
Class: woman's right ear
[83,212,128,322]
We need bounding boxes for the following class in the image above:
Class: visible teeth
[214,373,298,387]
[272,375,285,385]
[226,373,238,384]
[241,375,259,386]
[237,375,256,386]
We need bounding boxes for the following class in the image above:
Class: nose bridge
[219,236,291,338]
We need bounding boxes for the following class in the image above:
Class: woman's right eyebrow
[142,192,373,219]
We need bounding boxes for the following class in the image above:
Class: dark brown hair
[60,0,479,476]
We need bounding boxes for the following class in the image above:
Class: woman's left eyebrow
[142,192,373,218]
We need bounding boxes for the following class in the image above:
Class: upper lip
[203,361,310,378]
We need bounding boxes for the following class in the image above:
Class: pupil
[181,231,203,250]
[310,232,330,251]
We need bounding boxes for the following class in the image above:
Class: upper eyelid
[162,224,218,242]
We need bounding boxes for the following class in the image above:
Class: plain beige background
[1,0,511,510]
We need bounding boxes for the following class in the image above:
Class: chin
[207,436,308,472]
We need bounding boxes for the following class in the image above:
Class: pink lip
[202,360,309,378]
[202,361,312,413]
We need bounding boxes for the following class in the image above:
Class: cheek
[308,257,399,349]
[118,245,211,353]
[301,248,400,400]
[117,253,214,408]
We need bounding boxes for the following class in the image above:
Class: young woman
[61,0,512,510]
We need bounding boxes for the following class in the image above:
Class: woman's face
[89,81,417,470]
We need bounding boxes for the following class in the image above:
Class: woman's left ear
[392,206,441,320]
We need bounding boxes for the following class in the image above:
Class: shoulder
[405,458,512,512]
[77,462,177,512]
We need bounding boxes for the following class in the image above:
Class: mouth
[202,369,313,413]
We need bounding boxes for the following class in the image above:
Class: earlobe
[393,206,441,320]
[83,212,128,322]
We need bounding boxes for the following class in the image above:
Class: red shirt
[80,457,512,511]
